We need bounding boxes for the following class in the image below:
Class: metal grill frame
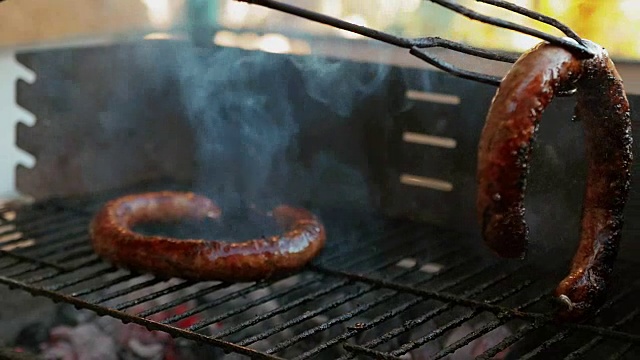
[0,182,639,359]
[5,28,640,360]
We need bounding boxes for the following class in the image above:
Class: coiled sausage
[90,191,326,282]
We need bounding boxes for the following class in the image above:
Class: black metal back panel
[15,40,387,212]
[15,42,197,196]
[14,39,640,262]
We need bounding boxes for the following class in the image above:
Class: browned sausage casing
[554,41,632,321]
[477,42,583,259]
[477,40,633,321]
[90,191,326,282]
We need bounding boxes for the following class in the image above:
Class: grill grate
[0,182,639,359]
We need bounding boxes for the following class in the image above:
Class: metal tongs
[234,0,595,89]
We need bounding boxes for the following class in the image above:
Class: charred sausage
[554,41,632,321]
[477,41,584,259]
[477,40,633,321]
[90,191,326,282]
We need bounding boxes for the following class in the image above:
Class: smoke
[288,151,372,210]
[522,99,588,271]
[175,48,295,209]
[290,54,391,118]
[173,45,392,220]
[170,40,587,270]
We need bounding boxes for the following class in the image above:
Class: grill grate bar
[315,223,425,267]
[162,235,411,326]
[187,235,449,333]
[313,264,640,343]
[21,257,102,283]
[2,185,640,359]
[46,246,94,264]
[159,282,276,326]
[28,224,88,244]
[299,263,510,360]
[311,223,423,270]
[564,309,640,360]
[236,250,467,347]
[478,318,640,360]
[166,226,437,328]
[314,223,428,268]
[0,212,86,237]
[224,267,409,341]
[91,277,163,304]
[0,230,76,254]
[389,279,535,357]
[112,280,195,311]
[429,291,551,360]
[3,244,96,276]
[567,322,640,342]
[8,265,48,282]
[186,278,344,331]
[0,217,88,250]
[44,266,118,291]
[70,272,140,297]
[517,328,569,359]
[136,219,382,322]
[517,282,640,360]
[136,282,231,318]
[0,274,286,360]
[0,211,72,229]
[608,344,635,360]
[0,227,90,270]
[391,310,482,356]
[0,250,66,271]
[0,229,89,271]
[479,285,640,360]
[311,265,543,321]
[331,264,504,360]
[6,256,101,282]
[476,320,544,360]
[342,343,402,360]
[15,234,87,258]
[0,259,20,271]
[267,254,485,357]
[338,269,521,358]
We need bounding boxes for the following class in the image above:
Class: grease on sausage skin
[477,42,583,259]
[90,191,326,282]
[477,40,632,322]
[554,41,632,321]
